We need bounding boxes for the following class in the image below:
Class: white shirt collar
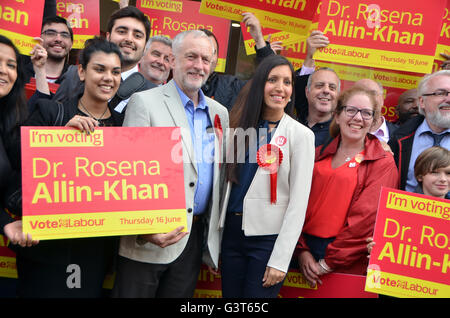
[370,117,390,143]
[121,65,139,81]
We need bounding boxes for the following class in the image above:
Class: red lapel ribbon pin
[214,114,223,167]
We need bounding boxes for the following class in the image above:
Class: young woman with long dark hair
[218,55,315,298]
[0,35,29,243]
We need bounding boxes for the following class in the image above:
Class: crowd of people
[0,2,448,298]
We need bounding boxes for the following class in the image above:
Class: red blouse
[302,151,365,238]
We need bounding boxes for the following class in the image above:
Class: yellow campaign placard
[385,191,450,221]
[282,270,317,290]
[315,61,423,90]
[21,127,187,240]
[199,0,319,36]
[308,61,423,122]
[434,3,450,61]
[140,0,183,13]
[366,268,450,298]
[29,129,104,147]
[56,0,100,50]
[435,43,450,61]
[0,29,38,56]
[0,0,45,55]
[193,264,376,298]
[366,188,450,298]
[315,0,446,74]
[315,43,435,74]
[216,58,226,73]
[0,256,17,279]
[244,31,304,56]
[23,209,187,240]
[72,34,96,50]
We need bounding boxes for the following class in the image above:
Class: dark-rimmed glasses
[422,90,450,98]
[342,106,374,120]
[41,29,71,40]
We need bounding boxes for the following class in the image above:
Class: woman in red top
[297,86,399,287]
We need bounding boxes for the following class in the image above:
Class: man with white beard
[389,70,450,191]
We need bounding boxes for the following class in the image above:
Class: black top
[9,95,122,266]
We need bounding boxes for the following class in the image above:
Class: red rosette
[214,115,223,167]
[257,144,283,204]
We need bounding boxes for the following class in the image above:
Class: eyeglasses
[422,90,450,98]
[41,29,71,40]
[342,106,374,120]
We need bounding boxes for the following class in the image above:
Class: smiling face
[172,33,213,96]
[41,22,73,61]
[78,52,121,103]
[397,88,419,123]
[263,64,293,116]
[107,17,146,70]
[335,92,375,143]
[0,43,17,98]
[418,166,450,198]
[139,40,172,85]
[419,74,450,132]
[305,69,339,115]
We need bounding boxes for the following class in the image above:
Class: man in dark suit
[389,70,450,191]
[48,6,156,117]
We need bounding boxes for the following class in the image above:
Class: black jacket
[29,94,124,127]
[23,60,70,85]
[388,115,425,190]
[386,120,399,141]
[202,43,275,111]
[0,136,13,236]
[28,66,156,115]
[201,72,247,111]
[10,96,120,267]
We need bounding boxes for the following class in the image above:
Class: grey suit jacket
[118,79,228,268]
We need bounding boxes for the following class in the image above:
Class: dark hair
[329,86,379,138]
[199,29,219,56]
[0,35,28,137]
[41,15,74,41]
[414,146,450,185]
[231,55,295,131]
[79,36,123,69]
[107,6,151,42]
[226,55,295,183]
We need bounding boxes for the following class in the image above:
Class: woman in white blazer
[219,55,315,298]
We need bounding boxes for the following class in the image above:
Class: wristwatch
[136,235,147,246]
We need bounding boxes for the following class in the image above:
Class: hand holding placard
[365,187,450,298]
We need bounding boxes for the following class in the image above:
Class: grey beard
[427,109,450,129]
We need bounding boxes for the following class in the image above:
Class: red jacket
[297,134,399,275]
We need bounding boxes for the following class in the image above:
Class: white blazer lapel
[269,113,287,145]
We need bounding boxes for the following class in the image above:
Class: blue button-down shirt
[174,82,214,215]
[406,120,450,192]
